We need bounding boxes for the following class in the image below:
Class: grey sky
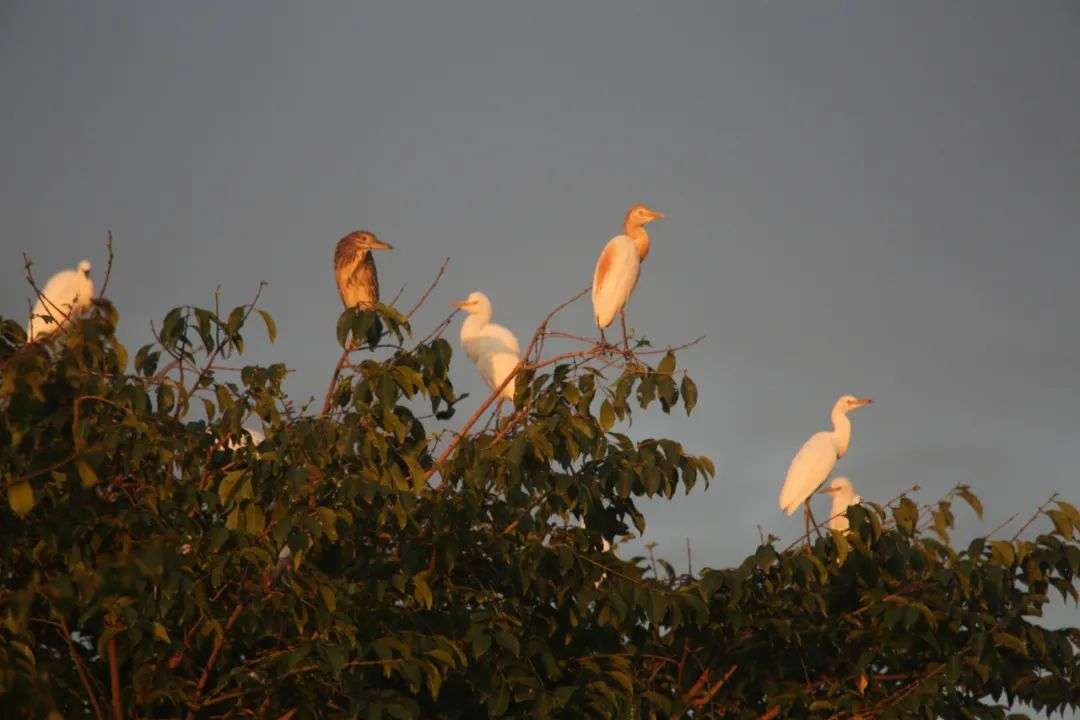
[3,0,1078,638]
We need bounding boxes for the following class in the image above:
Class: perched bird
[226,426,265,450]
[591,204,665,347]
[333,231,394,309]
[779,395,873,534]
[452,291,521,401]
[27,260,94,341]
[824,477,862,532]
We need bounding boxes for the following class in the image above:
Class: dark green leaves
[0,298,1077,720]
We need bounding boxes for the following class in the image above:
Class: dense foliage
[1,293,1077,719]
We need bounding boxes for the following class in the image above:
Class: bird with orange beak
[591,204,665,348]
[452,291,521,401]
[779,395,873,536]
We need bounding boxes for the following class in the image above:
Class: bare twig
[1010,492,1059,542]
[424,288,591,483]
[98,231,115,298]
[108,631,122,720]
[59,617,106,720]
[320,349,352,416]
[187,282,267,398]
[406,257,450,320]
[23,252,73,333]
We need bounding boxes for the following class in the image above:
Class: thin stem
[59,617,106,720]
[108,633,122,720]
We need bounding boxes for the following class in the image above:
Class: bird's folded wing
[779,432,838,514]
[592,236,639,326]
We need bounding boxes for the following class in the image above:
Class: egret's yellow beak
[450,299,469,309]
[855,397,873,407]
[649,210,666,221]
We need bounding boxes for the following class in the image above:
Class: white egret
[27,260,94,341]
[824,476,862,532]
[452,291,521,401]
[334,231,394,309]
[779,395,873,534]
[591,204,665,347]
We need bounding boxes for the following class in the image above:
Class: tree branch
[185,603,245,720]
[58,617,106,720]
[108,632,122,720]
[98,231,115,299]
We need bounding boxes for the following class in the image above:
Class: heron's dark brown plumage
[333,231,394,309]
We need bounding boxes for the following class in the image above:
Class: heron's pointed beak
[371,239,394,251]
[856,397,873,407]
[450,300,468,309]
[650,210,666,221]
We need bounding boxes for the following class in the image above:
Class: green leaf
[413,571,434,610]
[75,460,99,489]
[657,352,676,376]
[319,584,337,613]
[7,481,34,516]
[218,470,246,506]
[992,631,1028,656]
[956,486,984,519]
[599,400,615,431]
[152,622,171,643]
[257,309,277,343]
[680,376,698,414]
[990,541,1015,566]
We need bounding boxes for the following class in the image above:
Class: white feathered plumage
[825,477,862,531]
[778,395,872,517]
[592,204,665,335]
[27,260,94,341]
[453,291,521,401]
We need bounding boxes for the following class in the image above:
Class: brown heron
[333,230,394,309]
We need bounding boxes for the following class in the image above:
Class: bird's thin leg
[599,327,607,347]
[806,502,823,541]
[804,504,812,548]
[620,309,630,351]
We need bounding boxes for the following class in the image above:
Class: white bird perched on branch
[592,204,665,348]
[779,395,872,534]
[333,231,394,309]
[27,260,94,341]
[452,291,521,401]
[824,477,861,532]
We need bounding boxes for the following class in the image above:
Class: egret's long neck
[462,309,491,338]
[625,224,650,261]
[831,408,852,457]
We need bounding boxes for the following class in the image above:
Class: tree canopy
[1,273,1078,719]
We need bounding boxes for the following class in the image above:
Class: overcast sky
[3,1,1078,634]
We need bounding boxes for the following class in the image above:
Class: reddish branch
[58,617,106,720]
[185,603,245,720]
[424,288,591,483]
[108,632,122,720]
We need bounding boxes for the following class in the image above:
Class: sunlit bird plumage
[592,204,665,346]
[824,477,861,532]
[453,291,521,401]
[779,395,872,530]
[27,260,94,342]
[333,231,394,309]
